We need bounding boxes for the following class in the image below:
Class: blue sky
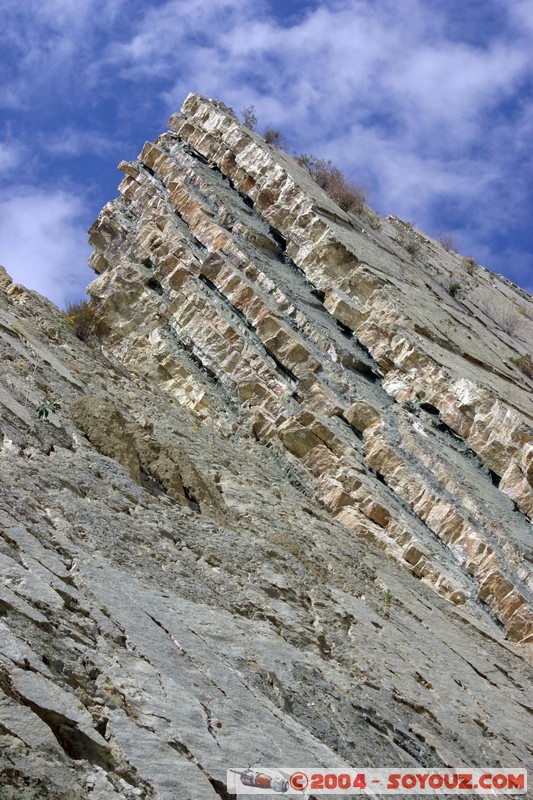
[0,0,532,306]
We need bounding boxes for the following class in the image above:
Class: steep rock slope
[89,93,533,643]
[0,94,531,800]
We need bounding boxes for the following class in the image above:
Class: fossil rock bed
[0,94,532,799]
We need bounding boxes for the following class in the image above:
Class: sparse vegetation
[498,310,521,336]
[36,400,61,419]
[297,154,368,214]
[392,222,420,258]
[477,295,523,335]
[242,105,257,130]
[65,299,97,342]
[263,127,286,149]
[245,109,369,216]
[404,238,420,258]
[362,208,382,230]
[439,232,460,252]
[382,589,393,619]
[47,315,69,342]
[447,281,462,298]
[462,256,477,274]
[511,354,533,378]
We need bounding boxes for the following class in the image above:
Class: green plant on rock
[11,322,24,337]
[382,589,393,619]
[404,238,420,258]
[36,400,61,419]
[47,315,70,342]
[65,299,98,342]
[511,353,533,378]
[447,281,462,298]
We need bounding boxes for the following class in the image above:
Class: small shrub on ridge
[439,232,460,252]
[65,299,98,342]
[511,354,533,378]
[242,105,257,130]
[298,154,367,214]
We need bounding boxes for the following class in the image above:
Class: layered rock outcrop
[0,93,532,799]
[88,93,533,644]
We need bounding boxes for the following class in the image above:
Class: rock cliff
[0,93,532,799]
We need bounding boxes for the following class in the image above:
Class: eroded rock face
[0,95,532,799]
[87,93,533,645]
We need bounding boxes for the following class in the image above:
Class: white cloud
[109,0,531,155]
[0,142,24,175]
[0,0,128,108]
[0,187,92,307]
[41,127,119,158]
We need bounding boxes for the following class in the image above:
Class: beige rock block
[324,288,362,331]
[237,380,267,403]
[403,543,428,567]
[70,395,141,484]
[497,589,530,624]
[200,253,224,282]
[250,410,275,440]
[344,400,381,432]
[167,267,190,290]
[522,442,533,485]
[303,383,344,417]
[279,422,322,458]
[387,523,412,548]
[301,444,339,477]
[364,440,404,477]
[88,252,108,275]
[305,420,347,458]
[320,482,353,512]
[335,506,375,537]
[360,498,391,528]
[412,558,430,578]
[118,160,139,178]
[478,570,515,606]
[430,508,465,546]
[449,590,467,605]
[118,176,138,199]
[140,141,166,171]
[505,607,533,642]
[0,265,13,288]
[500,461,533,517]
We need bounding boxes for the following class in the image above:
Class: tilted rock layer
[89,93,533,643]
[0,94,532,798]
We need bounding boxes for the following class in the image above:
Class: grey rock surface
[0,94,532,800]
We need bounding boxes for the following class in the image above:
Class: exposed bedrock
[88,94,533,644]
[0,93,532,799]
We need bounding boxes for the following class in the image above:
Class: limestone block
[278,421,322,458]
[324,288,362,331]
[344,400,381,432]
